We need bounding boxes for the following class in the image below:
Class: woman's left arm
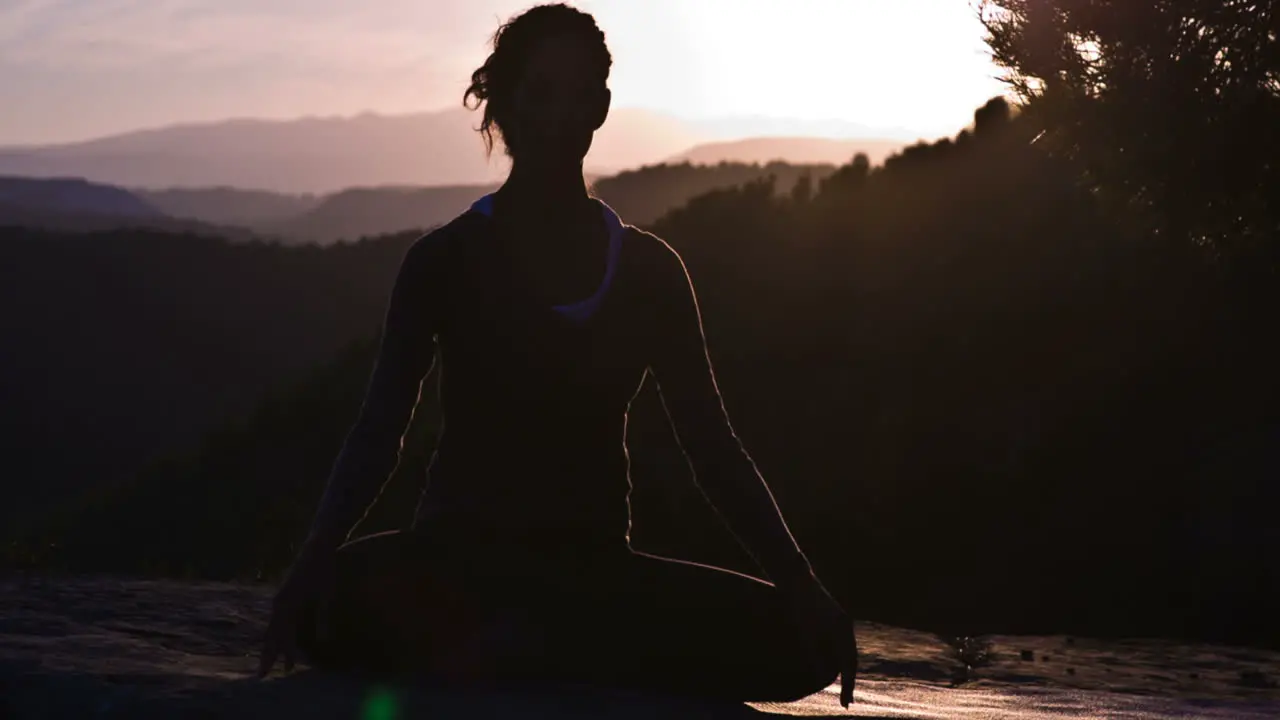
[646,236,858,706]
[646,237,816,590]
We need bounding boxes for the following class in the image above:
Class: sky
[0,0,1009,146]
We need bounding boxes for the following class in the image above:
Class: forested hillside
[6,97,1279,649]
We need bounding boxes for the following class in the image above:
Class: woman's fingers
[257,631,278,679]
[258,621,300,678]
[258,597,299,679]
[840,625,857,707]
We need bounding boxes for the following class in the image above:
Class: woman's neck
[498,158,591,220]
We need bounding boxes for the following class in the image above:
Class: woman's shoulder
[414,206,491,251]
[402,206,493,271]
[619,225,697,299]
[621,225,685,276]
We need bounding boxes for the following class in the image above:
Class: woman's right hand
[257,547,335,679]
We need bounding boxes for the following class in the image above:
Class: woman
[257,3,856,707]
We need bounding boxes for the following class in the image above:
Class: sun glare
[588,0,1007,139]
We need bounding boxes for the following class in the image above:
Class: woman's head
[463,4,612,168]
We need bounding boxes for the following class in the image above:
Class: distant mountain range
[664,136,905,167]
[133,187,322,228]
[0,108,910,194]
[0,107,913,243]
[0,176,255,240]
[0,175,157,218]
[262,184,500,244]
[0,176,491,244]
[1,162,860,245]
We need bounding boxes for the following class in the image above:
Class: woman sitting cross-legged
[256,2,856,707]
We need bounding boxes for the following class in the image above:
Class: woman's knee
[335,529,413,568]
[795,642,842,699]
[296,530,424,668]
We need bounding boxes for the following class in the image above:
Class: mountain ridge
[0,109,909,194]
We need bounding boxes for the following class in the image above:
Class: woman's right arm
[296,233,445,562]
[259,232,449,678]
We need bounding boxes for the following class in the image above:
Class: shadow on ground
[5,666,794,719]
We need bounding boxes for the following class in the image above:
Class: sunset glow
[584,0,1006,139]
[0,0,1006,145]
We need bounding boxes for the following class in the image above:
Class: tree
[791,173,813,206]
[979,0,1280,262]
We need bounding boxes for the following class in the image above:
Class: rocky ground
[3,574,1280,718]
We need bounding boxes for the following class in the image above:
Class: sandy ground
[3,574,1280,718]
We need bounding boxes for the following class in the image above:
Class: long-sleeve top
[303,195,817,588]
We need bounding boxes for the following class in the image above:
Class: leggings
[294,528,840,703]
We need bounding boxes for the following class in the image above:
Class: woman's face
[503,35,610,168]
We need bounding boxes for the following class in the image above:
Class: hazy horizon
[1,0,1007,147]
[0,104,949,152]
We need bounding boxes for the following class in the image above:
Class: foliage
[0,227,418,532]
[5,97,1280,647]
[980,0,1280,261]
[591,160,836,225]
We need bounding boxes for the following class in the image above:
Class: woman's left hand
[782,576,857,707]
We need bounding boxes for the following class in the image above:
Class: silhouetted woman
[258,3,855,707]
